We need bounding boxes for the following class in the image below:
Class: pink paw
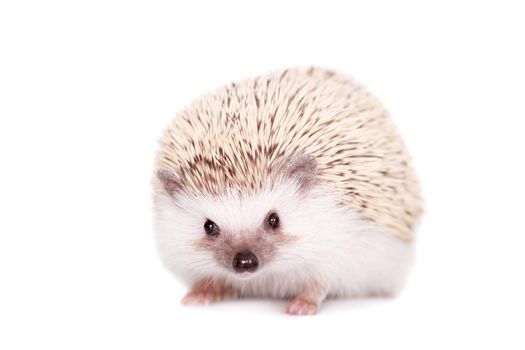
[285,297,318,316]
[181,290,220,305]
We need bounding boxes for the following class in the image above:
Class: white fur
[153,181,413,299]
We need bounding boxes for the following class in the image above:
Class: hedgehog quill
[153,67,423,315]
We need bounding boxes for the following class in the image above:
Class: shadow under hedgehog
[153,67,423,315]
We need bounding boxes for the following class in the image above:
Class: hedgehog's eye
[266,212,280,230]
[204,219,219,236]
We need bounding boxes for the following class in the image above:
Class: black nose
[232,251,258,272]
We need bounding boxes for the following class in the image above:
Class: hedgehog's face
[154,155,319,282]
[181,186,305,279]
[198,212,282,275]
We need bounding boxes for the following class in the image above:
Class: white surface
[1,1,524,349]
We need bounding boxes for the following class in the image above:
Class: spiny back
[156,67,423,240]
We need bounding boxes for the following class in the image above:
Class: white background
[1,1,524,349]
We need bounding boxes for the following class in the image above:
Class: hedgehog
[153,67,423,315]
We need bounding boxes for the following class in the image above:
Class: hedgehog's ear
[281,154,317,192]
[157,169,180,196]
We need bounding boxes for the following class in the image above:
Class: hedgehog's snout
[232,250,258,273]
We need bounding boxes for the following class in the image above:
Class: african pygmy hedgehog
[153,67,423,315]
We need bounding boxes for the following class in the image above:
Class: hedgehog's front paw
[181,290,221,305]
[285,283,327,315]
[181,279,237,305]
[285,297,318,316]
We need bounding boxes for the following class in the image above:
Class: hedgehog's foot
[286,296,318,315]
[285,283,327,316]
[181,279,237,305]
